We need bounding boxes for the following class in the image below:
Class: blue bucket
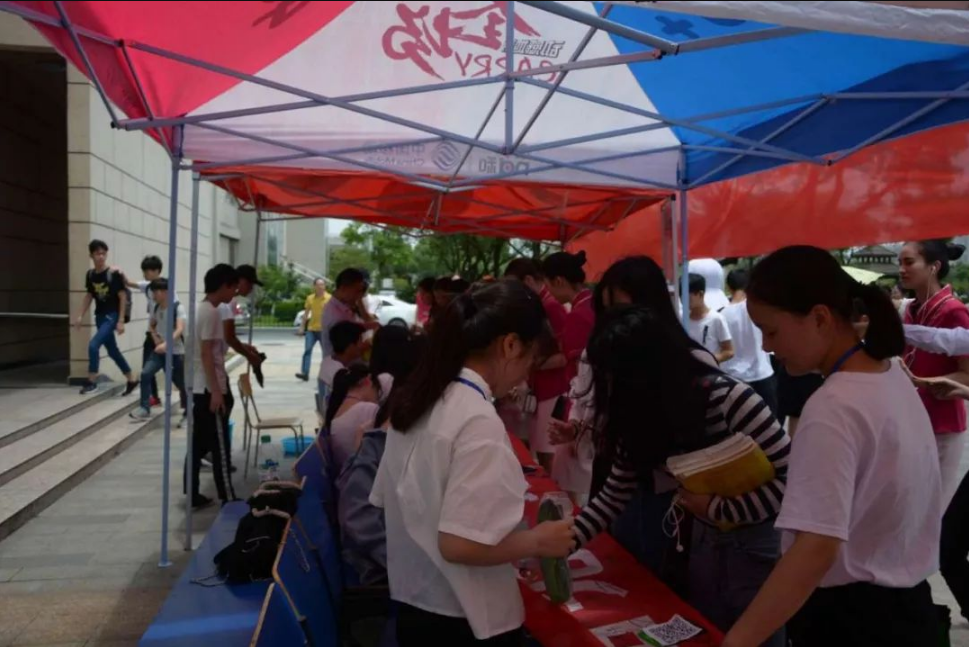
[281,436,311,457]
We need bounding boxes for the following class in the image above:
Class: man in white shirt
[186,264,239,509]
[130,278,186,421]
[722,269,777,414]
[687,273,734,364]
[320,268,379,358]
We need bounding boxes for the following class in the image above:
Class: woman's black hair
[370,326,416,381]
[587,305,718,471]
[748,245,905,361]
[325,364,372,430]
[504,258,544,281]
[374,335,427,430]
[391,280,551,432]
[434,276,452,292]
[910,239,966,281]
[592,256,707,356]
[418,276,436,293]
[449,278,471,294]
[542,250,587,285]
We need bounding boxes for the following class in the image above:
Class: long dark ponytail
[912,239,966,281]
[391,280,550,432]
[325,364,371,430]
[748,245,904,360]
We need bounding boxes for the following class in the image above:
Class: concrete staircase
[0,384,163,542]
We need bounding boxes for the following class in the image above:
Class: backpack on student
[87,268,132,324]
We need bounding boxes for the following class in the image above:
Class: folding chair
[239,373,305,477]
[250,582,308,647]
[273,520,339,647]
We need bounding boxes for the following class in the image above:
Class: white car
[366,294,416,328]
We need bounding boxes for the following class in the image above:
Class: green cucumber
[538,498,573,604]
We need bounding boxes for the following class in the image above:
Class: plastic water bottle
[258,434,280,482]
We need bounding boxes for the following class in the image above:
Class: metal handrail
[0,313,70,320]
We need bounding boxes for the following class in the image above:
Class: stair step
[0,392,143,488]
[0,384,125,451]
[0,410,164,542]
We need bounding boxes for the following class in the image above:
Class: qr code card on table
[641,614,703,646]
[591,616,655,647]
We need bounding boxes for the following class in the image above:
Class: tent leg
[249,212,261,345]
[184,173,201,551]
[678,189,690,328]
[159,125,183,568]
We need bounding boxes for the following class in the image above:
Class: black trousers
[788,580,937,646]
[143,333,158,399]
[942,472,969,621]
[748,374,779,418]
[396,604,522,647]
[185,390,236,502]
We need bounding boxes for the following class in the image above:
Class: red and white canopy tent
[6,0,969,564]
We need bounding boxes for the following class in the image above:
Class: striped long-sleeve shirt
[574,373,791,546]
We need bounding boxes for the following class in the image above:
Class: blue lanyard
[828,343,865,377]
[454,377,487,400]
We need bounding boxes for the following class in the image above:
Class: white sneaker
[129,407,151,421]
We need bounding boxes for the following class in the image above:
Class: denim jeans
[689,520,785,647]
[301,330,324,375]
[89,312,131,375]
[140,352,185,411]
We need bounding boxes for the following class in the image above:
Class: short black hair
[449,278,470,294]
[141,255,163,272]
[542,251,587,284]
[204,264,239,294]
[149,277,169,292]
[434,277,452,292]
[89,239,108,254]
[418,277,436,293]
[688,273,706,295]
[330,321,366,354]
[336,268,368,289]
[504,258,543,281]
[726,269,749,293]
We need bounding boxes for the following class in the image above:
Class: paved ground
[0,329,318,647]
[0,329,967,645]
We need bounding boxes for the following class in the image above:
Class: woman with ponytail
[899,239,969,503]
[325,364,379,473]
[723,246,941,647]
[370,281,575,646]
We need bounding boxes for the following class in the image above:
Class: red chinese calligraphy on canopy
[382,2,561,82]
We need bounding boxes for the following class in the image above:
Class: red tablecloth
[510,435,722,647]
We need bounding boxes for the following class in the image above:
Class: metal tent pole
[159,125,183,568]
[249,212,262,345]
[184,173,201,551]
[504,1,515,153]
[678,152,690,327]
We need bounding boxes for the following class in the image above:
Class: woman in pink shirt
[543,251,595,383]
[504,258,569,474]
[900,239,969,503]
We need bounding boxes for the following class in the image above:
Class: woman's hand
[918,375,969,401]
[529,520,576,558]
[547,418,577,445]
[677,489,713,520]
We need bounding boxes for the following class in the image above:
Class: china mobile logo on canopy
[382,2,565,82]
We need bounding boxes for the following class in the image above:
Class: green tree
[254,263,301,316]
[329,245,372,281]
[414,234,515,281]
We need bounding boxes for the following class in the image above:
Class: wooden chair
[238,373,304,477]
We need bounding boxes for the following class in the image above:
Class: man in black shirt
[73,240,137,396]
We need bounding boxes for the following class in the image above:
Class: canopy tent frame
[7,0,969,567]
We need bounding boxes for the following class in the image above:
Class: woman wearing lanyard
[723,246,941,647]
[370,281,575,646]
[899,239,969,504]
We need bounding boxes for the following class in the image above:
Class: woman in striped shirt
[575,305,791,647]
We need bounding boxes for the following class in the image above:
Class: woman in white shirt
[370,281,575,646]
[325,365,380,474]
[724,246,942,647]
